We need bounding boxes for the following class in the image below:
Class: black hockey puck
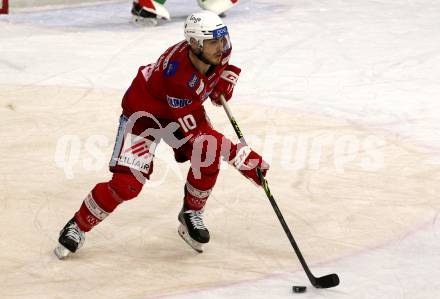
[292,286,307,293]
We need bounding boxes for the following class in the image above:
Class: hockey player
[54,10,269,259]
[132,0,239,25]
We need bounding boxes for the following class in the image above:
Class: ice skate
[54,217,85,260]
[178,206,210,253]
[131,2,158,26]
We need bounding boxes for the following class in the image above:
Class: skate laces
[186,210,207,230]
[65,222,84,244]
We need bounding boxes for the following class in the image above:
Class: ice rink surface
[1,0,440,298]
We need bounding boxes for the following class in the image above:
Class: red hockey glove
[231,145,270,186]
[210,65,241,106]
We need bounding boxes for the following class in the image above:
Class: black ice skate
[54,217,85,260]
[131,2,158,26]
[178,206,210,253]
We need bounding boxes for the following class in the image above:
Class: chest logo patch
[187,73,199,89]
[167,95,192,108]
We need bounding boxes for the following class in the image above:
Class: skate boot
[131,2,158,26]
[54,217,85,260]
[178,206,210,253]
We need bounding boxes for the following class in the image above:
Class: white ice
[1,0,439,298]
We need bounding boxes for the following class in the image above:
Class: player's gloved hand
[210,65,241,106]
[231,145,270,186]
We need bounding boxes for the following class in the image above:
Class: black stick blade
[314,274,340,288]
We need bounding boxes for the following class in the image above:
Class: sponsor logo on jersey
[165,61,179,77]
[187,73,199,89]
[167,95,192,108]
[213,26,229,39]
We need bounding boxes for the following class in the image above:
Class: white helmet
[184,10,231,50]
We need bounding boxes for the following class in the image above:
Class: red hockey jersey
[122,40,231,124]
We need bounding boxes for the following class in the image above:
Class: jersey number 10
[177,114,197,133]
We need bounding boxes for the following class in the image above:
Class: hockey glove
[210,65,241,106]
[231,145,270,186]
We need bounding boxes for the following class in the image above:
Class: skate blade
[54,244,71,260]
[131,15,158,26]
[178,224,204,253]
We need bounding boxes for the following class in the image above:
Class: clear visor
[210,26,231,51]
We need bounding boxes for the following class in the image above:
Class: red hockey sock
[184,167,219,211]
[75,173,144,232]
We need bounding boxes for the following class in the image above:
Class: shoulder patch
[187,73,199,89]
[165,61,179,77]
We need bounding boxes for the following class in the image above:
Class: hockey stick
[219,95,340,289]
